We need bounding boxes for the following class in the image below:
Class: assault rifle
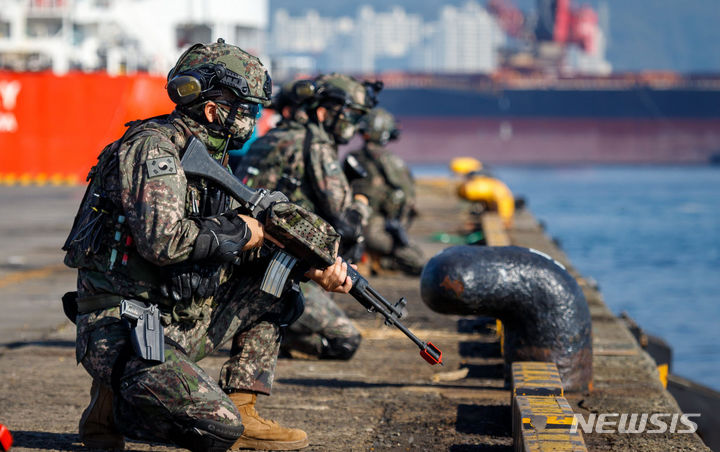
[181,137,442,365]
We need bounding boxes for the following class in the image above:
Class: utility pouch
[61,291,79,324]
[120,299,165,363]
[278,172,302,194]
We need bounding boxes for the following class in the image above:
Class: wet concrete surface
[0,182,710,451]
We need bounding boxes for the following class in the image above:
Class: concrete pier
[0,181,710,451]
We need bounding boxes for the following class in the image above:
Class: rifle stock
[180,136,442,365]
[181,136,287,218]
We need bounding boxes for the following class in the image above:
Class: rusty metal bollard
[420,245,592,392]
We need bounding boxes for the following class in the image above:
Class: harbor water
[413,164,720,391]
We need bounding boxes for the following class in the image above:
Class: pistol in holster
[120,299,165,363]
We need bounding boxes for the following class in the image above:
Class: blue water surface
[415,164,720,390]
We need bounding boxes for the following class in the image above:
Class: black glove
[333,209,363,244]
[278,283,305,327]
[191,210,252,264]
[340,236,365,264]
[333,209,365,263]
[160,264,222,303]
[385,219,410,248]
[258,283,305,333]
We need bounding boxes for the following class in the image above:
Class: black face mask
[324,105,362,145]
[228,136,249,150]
[215,102,258,142]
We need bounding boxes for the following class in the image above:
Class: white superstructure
[0,0,268,75]
[269,1,506,77]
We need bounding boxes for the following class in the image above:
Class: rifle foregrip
[346,263,373,310]
[346,262,366,292]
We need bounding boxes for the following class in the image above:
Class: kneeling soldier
[63,39,352,451]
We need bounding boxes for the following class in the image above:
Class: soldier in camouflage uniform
[345,108,425,275]
[235,75,379,360]
[63,40,353,451]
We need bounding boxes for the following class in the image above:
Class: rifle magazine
[261,250,298,297]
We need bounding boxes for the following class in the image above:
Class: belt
[76,293,125,314]
[76,293,175,314]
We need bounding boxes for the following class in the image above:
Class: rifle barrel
[366,285,405,319]
[357,288,425,350]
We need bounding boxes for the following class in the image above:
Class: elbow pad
[191,211,252,264]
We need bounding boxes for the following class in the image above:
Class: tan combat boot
[229,391,308,450]
[78,379,125,450]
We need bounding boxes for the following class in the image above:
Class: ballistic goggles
[342,107,366,124]
[216,99,262,119]
[168,63,258,106]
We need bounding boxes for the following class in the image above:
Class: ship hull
[379,84,720,164]
[3,72,720,185]
[387,117,720,164]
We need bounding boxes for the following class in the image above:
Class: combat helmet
[167,38,272,107]
[311,73,383,144]
[313,73,382,113]
[360,107,400,145]
[272,79,316,111]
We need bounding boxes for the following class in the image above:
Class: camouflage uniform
[68,110,293,444]
[347,109,425,275]
[236,75,376,360]
[63,41,303,450]
[238,119,368,222]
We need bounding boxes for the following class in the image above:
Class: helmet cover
[168,39,272,106]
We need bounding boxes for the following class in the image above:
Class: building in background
[411,2,505,74]
[4,0,716,172]
[0,0,268,75]
[0,0,609,78]
[269,1,508,78]
[268,0,611,79]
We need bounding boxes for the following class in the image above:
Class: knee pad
[320,334,362,360]
[175,418,244,452]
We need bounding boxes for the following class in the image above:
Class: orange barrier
[0,71,174,185]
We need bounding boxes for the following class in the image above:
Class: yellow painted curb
[0,173,82,186]
[511,362,587,452]
[0,263,68,289]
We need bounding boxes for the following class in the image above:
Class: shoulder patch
[145,157,177,178]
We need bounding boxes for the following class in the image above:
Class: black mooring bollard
[420,245,592,392]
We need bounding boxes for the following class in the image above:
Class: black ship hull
[378,85,720,164]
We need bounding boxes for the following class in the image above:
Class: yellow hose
[449,157,483,175]
[457,176,515,227]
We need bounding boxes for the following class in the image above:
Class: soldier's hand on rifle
[305,257,354,294]
[238,214,284,251]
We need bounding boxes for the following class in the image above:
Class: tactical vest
[63,114,233,311]
[349,143,416,221]
[236,120,321,213]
